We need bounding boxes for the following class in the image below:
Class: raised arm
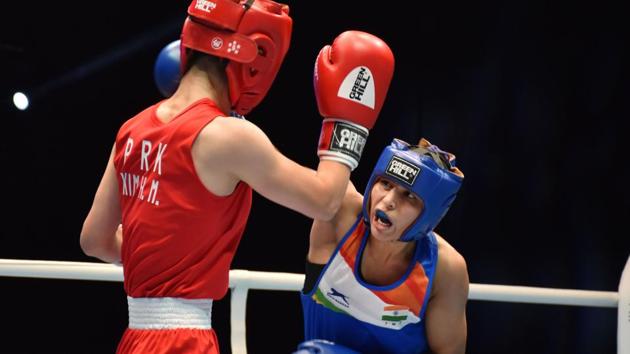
[425,238,469,354]
[200,30,394,221]
[213,118,350,221]
[307,181,363,263]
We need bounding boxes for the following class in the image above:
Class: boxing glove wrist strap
[317,119,369,171]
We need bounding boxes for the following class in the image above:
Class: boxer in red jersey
[79,1,395,353]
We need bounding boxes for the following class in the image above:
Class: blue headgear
[362,138,464,242]
[154,40,182,97]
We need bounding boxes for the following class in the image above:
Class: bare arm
[308,181,363,263]
[197,118,351,221]
[425,239,469,354]
[80,146,122,264]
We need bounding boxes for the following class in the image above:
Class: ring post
[619,254,630,354]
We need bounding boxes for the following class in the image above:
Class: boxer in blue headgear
[298,138,469,354]
[362,138,463,242]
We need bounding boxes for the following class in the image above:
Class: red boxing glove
[314,30,395,170]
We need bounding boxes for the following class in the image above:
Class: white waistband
[127,296,213,329]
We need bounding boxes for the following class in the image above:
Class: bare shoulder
[198,116,265,146]
[435,234,467,271]
[195,117,271,162]
[433,233,469,294]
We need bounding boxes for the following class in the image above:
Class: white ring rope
[0,259,619,307]
[0,258,626,354]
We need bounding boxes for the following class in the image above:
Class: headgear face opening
[362,138,464,242]
[180,0,293,115]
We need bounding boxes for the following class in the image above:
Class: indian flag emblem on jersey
[380,305,420,328]
[311,247,424,330]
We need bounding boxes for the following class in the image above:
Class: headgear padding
[362,138,464,242]
[180,0,292,115]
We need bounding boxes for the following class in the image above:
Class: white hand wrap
[317,119,369,171]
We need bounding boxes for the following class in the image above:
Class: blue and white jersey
[301,217,438,354]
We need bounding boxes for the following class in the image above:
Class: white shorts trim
[127,296,213,329]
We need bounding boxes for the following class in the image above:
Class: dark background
[1,1,628,353]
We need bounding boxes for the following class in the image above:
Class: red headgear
[181,0,292,115]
